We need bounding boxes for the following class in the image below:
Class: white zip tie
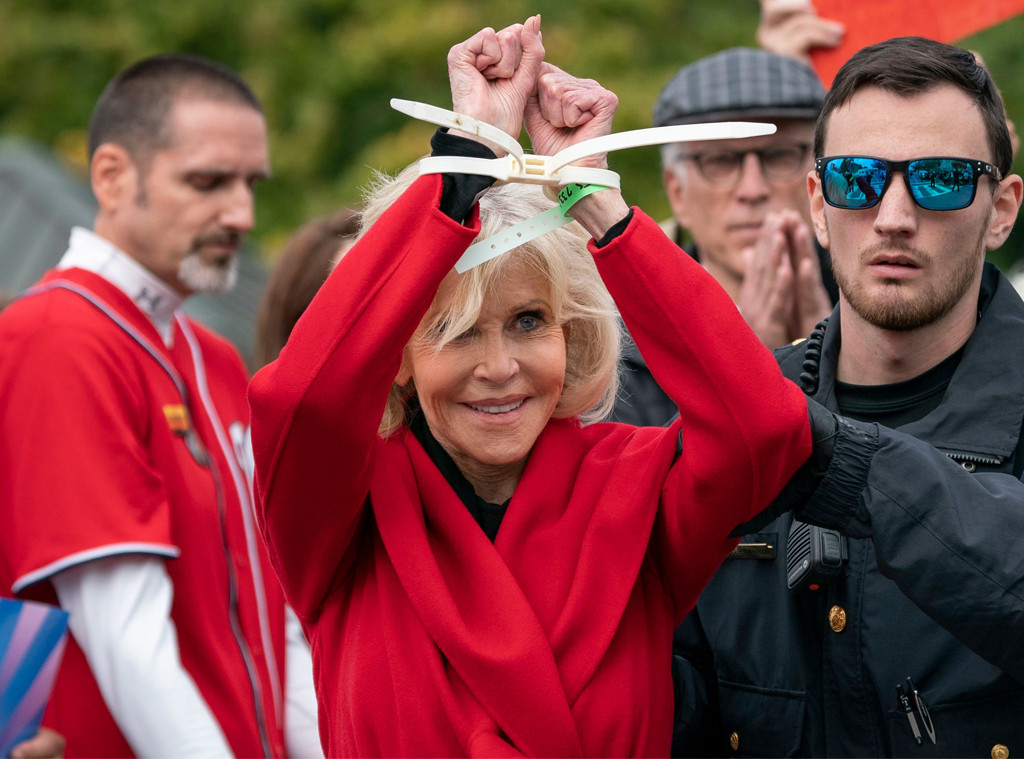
[390,98,777,270]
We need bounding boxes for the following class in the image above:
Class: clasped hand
[737,209,833,347]
[447,15,618,170]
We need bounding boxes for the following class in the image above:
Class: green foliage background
[3,0,1024,267]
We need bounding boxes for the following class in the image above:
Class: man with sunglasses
[612,48,837,425]
[672,37,1024,757]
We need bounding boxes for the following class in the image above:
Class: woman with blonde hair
[250,17,817,756]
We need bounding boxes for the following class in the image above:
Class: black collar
[808,263,1024,459]
[408,409,510,542]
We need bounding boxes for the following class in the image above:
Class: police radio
[786,519,847,591]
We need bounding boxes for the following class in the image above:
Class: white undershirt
[53,557,234,758]
[48,230,323,757]
[53,554,322,758]
[284,608,321,757]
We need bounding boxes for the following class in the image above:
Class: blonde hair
[355,163,622,437]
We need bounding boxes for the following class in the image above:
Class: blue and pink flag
[0,598,69,756]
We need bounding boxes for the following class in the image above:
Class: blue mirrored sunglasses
[816,156,1002,211]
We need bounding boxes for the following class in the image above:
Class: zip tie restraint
[390,98,777,271]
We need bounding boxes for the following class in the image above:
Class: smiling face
[95,97,270,295]
[398,264,567,497]
[810,85,1019,332]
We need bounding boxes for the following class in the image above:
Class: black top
[835,345,964,427]
[409,409,509,543]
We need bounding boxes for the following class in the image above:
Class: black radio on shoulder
[786,518,848,591]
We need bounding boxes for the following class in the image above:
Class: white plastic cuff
[391,98,525,161]
[391,98,777,188]
[392,98,780,272]
[417,154,620,189]
[548,122,778,170]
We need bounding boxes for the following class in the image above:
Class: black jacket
[673,263,1024,757]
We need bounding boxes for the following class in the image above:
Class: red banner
[810,0,1024,86]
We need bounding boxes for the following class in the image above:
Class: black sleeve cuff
[430,128,498,223]
[594,209,635,248]
[796,415,877,535]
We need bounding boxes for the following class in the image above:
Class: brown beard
[829,224,985,332]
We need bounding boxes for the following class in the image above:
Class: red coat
[0,269,287,758]
[249,176,811,757]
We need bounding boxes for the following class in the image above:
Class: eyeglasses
[677,144,811,186]
[816,155,1002,211]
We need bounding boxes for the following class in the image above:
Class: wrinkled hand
[10,728,66,758]
[447,15,544,150]
[738,211,831,347]
[524,62,626,240]
[756,0,843,63]
[525,63,618,167]
[739,213,797,348]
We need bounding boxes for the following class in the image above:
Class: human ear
[985,173,1023,250]
[664,167,694,229]
[395,346,414,387]
[808,171,831,250]
[90,144,138,213]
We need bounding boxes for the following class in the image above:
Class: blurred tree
[2,0,1023,266]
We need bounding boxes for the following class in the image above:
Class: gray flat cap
[653,48,825,127]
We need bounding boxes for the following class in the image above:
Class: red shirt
[0,269,287,758]
[250,176,811,757]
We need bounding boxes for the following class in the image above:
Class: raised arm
[249,16,550,619]
[590,213,812,614]
[248,176,479,618]
[523,60,812,611]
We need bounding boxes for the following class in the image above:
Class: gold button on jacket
[829,605,847,632]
